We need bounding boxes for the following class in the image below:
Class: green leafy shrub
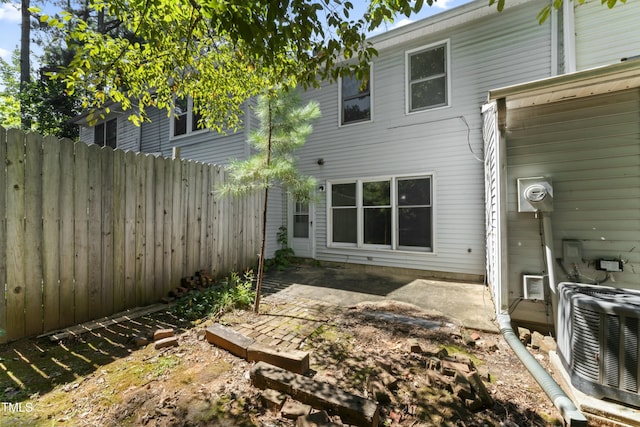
[174,271,255,321]
[264,226,295,271]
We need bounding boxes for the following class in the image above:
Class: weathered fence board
[101,147,115,318]
[87,144,103,319]
[153,156,165,301]
[0,128,261,343]
[43,137,62,331]
[123,151,137,309]
[73,142,90,324]
[0,127,6,341]
[5,129,27,341]
[59,138,76,328]
[24,133,44,336]
[112,149,126,313]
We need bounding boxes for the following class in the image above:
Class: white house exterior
[75,0,638,285]
[482,0,640,417]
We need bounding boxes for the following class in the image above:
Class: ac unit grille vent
[623,317,638,393]
[573,305,600,382]
[557,283,640,408]
[605,314,620,388]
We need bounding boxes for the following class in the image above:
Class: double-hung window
[95,118,117,148]
[331,183,357,244]
[329,176,433,251]
[172,97,205,137]
[339,69,372,125]
[406,40,449,113]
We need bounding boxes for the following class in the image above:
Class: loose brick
[518,327,531,345]
[251,361,379,427]
[205,324,255,359]
[531,331,544,350]
[282,399,312,419]
[453,372,473,400]
[154,336,179,349]
[296,411,342,427]
[464,371,494,407]
[407,338,422,353]
[247,342,310,374]
[132,334,150,347]
[261,388,287,411]
[441,359,471,376]
[153,328,175,341]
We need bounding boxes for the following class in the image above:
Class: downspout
[497,313,587,427]
[563,0,576,73]
[541,212,558,336]
[491,100,586,427]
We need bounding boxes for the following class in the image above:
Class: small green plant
[264,226,295,271]
[174,271,255,321]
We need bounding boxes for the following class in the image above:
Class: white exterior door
[289,197,314,259]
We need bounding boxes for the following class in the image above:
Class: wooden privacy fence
[0,127,262,343]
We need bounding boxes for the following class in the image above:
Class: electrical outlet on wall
[596,259,623,272]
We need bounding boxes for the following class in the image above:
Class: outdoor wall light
[317,158,325,165]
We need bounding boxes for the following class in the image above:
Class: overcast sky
[0,0,469,64]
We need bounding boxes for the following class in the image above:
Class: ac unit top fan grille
[557,283,640,408]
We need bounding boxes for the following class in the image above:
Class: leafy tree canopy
[0,52,22,129]
[42,0,435,133]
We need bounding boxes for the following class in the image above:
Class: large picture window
[329,176,433,251]
[172,97,205,137]
[340,70,372,125]
[406,41,449,113]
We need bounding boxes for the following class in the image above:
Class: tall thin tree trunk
[20,0,31,129]
[253,98,273,313]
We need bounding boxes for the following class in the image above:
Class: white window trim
[327,173,436,253]
[337,63,374,127]
[94,117,118,148]
[170,97,208,140]
[327,180,359,248]
[405,39,451,115]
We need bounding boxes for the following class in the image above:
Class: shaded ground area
[262,264,497,333]
[0,284,564,427]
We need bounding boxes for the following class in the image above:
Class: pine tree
[218,89,320,313]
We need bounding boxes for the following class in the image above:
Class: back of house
[74,0,638,285]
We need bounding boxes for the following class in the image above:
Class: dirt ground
[0,294,566,427]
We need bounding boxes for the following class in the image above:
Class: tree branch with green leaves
[40,0,433,131]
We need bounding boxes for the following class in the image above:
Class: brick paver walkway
[232,289,343,351]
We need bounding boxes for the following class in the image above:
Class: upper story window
[172,97,205,138]
[95,118,117,148]
[339,69,372,125]
[406,40,449,113]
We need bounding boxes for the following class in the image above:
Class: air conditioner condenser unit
[557,283,640,407]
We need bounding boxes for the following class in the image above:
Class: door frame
[287,195,315,259]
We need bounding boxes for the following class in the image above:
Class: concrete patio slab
[263,264,498,333]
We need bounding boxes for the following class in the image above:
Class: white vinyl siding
[138,105,248,164]
[292,0,552,278]
[574,0,640,70]
[504,89,640,326]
